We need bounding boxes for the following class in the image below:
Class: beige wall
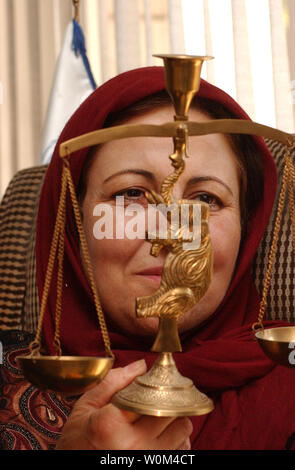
[0,0,172,197]
[0,0,293,197]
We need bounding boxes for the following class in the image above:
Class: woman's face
[81,106,241,338]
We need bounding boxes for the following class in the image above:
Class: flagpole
[40,0,96,164]
[73,0,80,22]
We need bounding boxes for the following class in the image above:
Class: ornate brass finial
[113,55,215,416]
[154,54,213,120]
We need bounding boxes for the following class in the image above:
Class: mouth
[136,266,163,285]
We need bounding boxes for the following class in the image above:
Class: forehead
[87,105,240,186]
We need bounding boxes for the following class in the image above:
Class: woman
[1,66,295,450]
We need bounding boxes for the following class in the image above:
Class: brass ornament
[113,55,215,416]
[153,54,213,119]
[136,201,212,352]
[16,53,295,412]
[113,185,214,415]
[113,352,213,417]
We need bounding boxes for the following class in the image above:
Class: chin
[132,275,162,295]
[130,315,160,337]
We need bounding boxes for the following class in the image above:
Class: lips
[136,266,163,285]
[137,267,163,276]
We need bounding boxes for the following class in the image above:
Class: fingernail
[184,437,191,450]
[123,359,147,375]
[185,418,193,435]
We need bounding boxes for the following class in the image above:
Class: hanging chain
[29,158,114,359]
[287,152,295,256]
[63,160,114,359]
[53,181,67,357]
[252,142,295,331]
[29,167,68,356]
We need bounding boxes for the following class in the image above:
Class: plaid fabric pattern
[22,179,44,334]
[0,165,47,332]
[252,139,295,322]
[0,138,294,332]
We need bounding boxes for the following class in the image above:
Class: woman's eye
[123,188,144,199]
[112,188,147,202]
[193,193,222,209]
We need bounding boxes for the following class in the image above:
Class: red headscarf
[36,67,295,450]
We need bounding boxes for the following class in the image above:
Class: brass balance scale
[17,54,295,417]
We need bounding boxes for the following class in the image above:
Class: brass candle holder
[112,55,215,416]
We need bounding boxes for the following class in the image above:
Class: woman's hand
[55,359,193,450]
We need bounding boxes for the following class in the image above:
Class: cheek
[211,215,241,279]
[83,202,142,268]
[87,236,142,276]
[209,212,241,275]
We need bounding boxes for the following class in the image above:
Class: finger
[78,360,147,410]
[87,402,142,450]
[177,437,191,450]
[92,402,141,429]
[134,414,177,439]
[156,417,193,450]
[88,407,177,450]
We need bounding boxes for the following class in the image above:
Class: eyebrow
[103,169,156,184]
[103,169,233,196]
[186,176,234,196]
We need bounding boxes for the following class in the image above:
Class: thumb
[78,359,147,409]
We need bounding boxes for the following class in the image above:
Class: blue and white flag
[40,19,96,164]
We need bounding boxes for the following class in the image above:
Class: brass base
[112,352,214,417]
